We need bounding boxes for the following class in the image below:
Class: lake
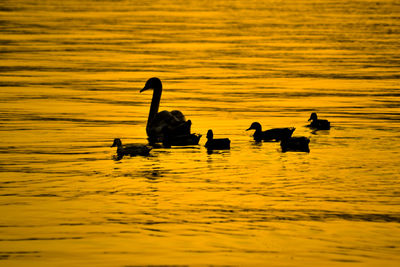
[1,0,400,265]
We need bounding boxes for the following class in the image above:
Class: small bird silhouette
[308,112,330,130]
[246,122,295,142]
[161,127,202,148]
[111,138,152,159]
[280,136,310,153]
[205,130,231,150]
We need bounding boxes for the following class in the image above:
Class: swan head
[308,112,318,121]
[140,77,162,93]
[111,138,122,148]
[206,129,214,140]
[246,122,262,131]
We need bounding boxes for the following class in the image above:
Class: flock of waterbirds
[111,78,331,159]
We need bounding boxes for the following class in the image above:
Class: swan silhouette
[140,77,200,145]
[246,122,295,142]
[308,112,330,130]
[111,138,152,158]
[205,130,231,150]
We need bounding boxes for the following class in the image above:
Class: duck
[246,122,295,142]
[204,130,231,150]
[280,136,310,153]
[111,138,152,158]
[308,112,330,130]
[161,126,202,148]
[140,77,199,145]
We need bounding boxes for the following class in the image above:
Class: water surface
[1,0,400,265]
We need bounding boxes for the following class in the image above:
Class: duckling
[111,138,152,158]
[280,136,310,153]
[205,130,230,150]
[246,122,295,142]
[161,127,202,148]
[308,112,330,130]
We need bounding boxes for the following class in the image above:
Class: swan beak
[140,84,152,93]
[245,127,251,131]
[308,117,312,121]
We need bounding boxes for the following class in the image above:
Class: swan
[111,138,152,158]
[280,136,310,153]
[140,77,198,145]
[308,112,330,130]
[246,122,295,142]
[205,130,231,150]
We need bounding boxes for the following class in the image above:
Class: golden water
[1,0,400,265]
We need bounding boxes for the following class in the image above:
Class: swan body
[280,136,310,153]
[246,122,295,142]
[111,138,152,158]
[140,77,196,145]
[308,112,330,130]
[205,130,231,150]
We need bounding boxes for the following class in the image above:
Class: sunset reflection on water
[1,0,400,266]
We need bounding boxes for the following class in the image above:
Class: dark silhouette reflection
[307,112,331,130]
[111,138,152,160]
[311,128,331,135]
[141,169,163,181]
[206,150,231,166]
[205,129,231,151]
[280,136,310,153]
[250,140,263,147]
[140,77,201,146]
[246,122,295,142]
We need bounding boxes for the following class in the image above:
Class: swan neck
[146,86,162,134]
